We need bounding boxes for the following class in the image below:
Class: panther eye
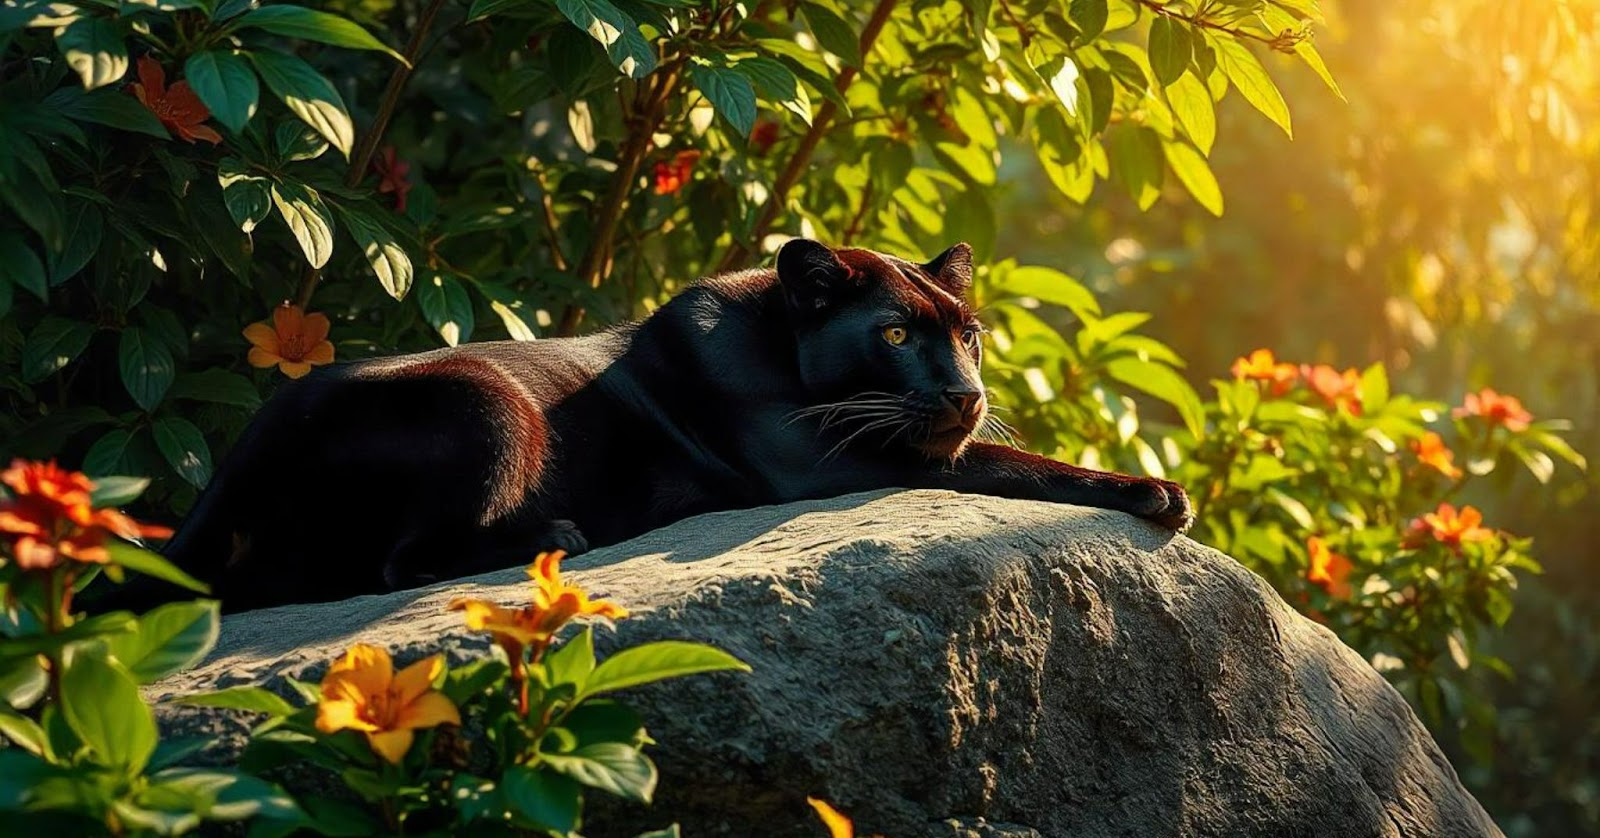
[961,326,983,351]
[882,325,908,346]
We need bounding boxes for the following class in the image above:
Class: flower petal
[302,312,331,346]
[392,655,444,706]
[395,691,460,731]
[183,123,223,145]
[273,303,305,341]
[303,341,335,366]
[366,728,414,765]
[279,360,313,379]
[325,643,393,698]
[244,322,281,353]
[315,698,376,734]
[136,55,166,98]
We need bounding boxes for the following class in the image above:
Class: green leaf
[0,655,48,711]
[21,316,95,382]
[555,0,655,78]
[171,368,263,408]
[44,86,168,138]
[184,50,258,133]
[1106,124,1163,211]
[0,231,46,301]
[248,49,354,156]
[47,200,103,285]
[1265,487,1315,529]
[108,601,220,684]
[1105,356,1206,438]
[106,541,210,593]
[580,641,749,700]
[89,475,150,507]
[152,415,213,487]
[991,265,1100,321]
[0,708,47,756]
[689,63,757,138]
[1148,16,1190,86]
[56,17,127,90]
[541,742,657,803]
[60,653,157,773]
[217,157,272,234]
[476,281,539,340]
[416,271,475,346]
[1036,54,1081,118]
[1,611,137,657]
[1067,0,1107,41]
[799,2,860,67]
[274,121,328,161]
[1165,71,1216,154]
[560,699,645,748]
[270,179,335,268]
[544,627,596,690]
[1162,139,1222,216]
[1212,37,1291,137]
[1358,362,1389,411]
[733,56,811,124]
[118,327,176,412]
[83,430,137,477]
[501,766,579,832]
[334,204,412,299]
[466,0,534,21]
[234,7,404,62]
[170,685,296,716]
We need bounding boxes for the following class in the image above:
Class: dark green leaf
[1148,16,1190,86]
[734,56,811,124]
[108,601,220,684]
[152,415,213,487]
[270,179,335,268]
[541,742,657,803]
[248,49,354,156]
[21,316,95,382]
[146,767,302,822]
[501,766,579,832]
[83,430,137,477]
[0,230,46,301]
[171,368,263,409]
[333,204,411,299]
[415,271,474,346]
[185,50,258,133]
[56,17,127,90]
[799,3,860,67]
[44,86,169,138]
[89,475,150,507]
[689,63,757,138]
[217,157,272,233]
[234,7,404,63]
[554,0,656,78]
[60,653,156,773]
[274,121,328,161]
[47,200,103,285]
[1067,0,1107,42]
[118,327,176,412]
[106,541,211,593]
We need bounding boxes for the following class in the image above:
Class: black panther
[157,239,1192,611]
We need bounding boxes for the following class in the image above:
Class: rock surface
[152,490,1500,837]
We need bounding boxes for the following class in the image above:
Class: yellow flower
[315,644,460,764]
[244,303,335,379]
[450,550,628,653]
[807,798,853,838]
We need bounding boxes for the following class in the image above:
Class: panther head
[777,238,990,460]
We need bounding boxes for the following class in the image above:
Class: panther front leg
[921,442,1195,531]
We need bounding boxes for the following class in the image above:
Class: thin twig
[1134,0,1292,48]
[712,0,899,274]
[293,0,450,309]
[841,180,875,245]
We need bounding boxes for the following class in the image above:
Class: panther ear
[924,243,973,295]
[776,238,851,314]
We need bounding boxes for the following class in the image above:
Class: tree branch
[293,0,450,310]
[1134,0,1301,49]
[711,0,898,274]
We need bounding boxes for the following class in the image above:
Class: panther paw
[538,519,590,557]
[1132,479,1195,533]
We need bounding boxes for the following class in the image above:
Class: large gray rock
[151,490,1500,837]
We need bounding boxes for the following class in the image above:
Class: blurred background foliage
[0,0,1595,832]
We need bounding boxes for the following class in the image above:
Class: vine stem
[711,0,898,275]
[293,0,450,310]
[553,60,686,337]
[1134,0,1286,47]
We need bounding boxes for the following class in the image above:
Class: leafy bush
[0,459,745,835]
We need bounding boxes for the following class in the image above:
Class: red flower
[128,56,222,145]
[750,119,780,155]
[372,146,412,213]
[1302,364,1363,416]
[1453,388,1532,432]
[652,150,701,195]
[1306,536,1353,599]
[0,460,172,571]
[1403,503,1495,551]
[1230,349,1299,396]
[1410,432,1463,480]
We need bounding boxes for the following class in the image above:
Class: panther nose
[942,388,982,419]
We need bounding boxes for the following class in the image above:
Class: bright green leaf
[60,652,157,773]
[541,743,657,803]
[689,63,757,138]
[580,641,749,700]
[56,17,127,90]
[108,601,220,684]
[269,179,335,268]
[234,7,404,63]
[1162,139,1222,216]
[334,204,412,300]
[248,49,354,156]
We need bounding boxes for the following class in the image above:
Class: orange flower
[652,149,701,195]
[244,303,335,379]
[750,119,781,155]
[808,798,853,838]
[1302,364,1363,416]
[128,55,222,145]
[372,146,412,213]
[451,550,627,659]
[315,644,460,764]
[1410,432,1463,479]
[1453,388,1532,432]
[0,460,172,571]
[1405,503,1495,550]
[1230,349,1299,396]
[1305,536,1353,599]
